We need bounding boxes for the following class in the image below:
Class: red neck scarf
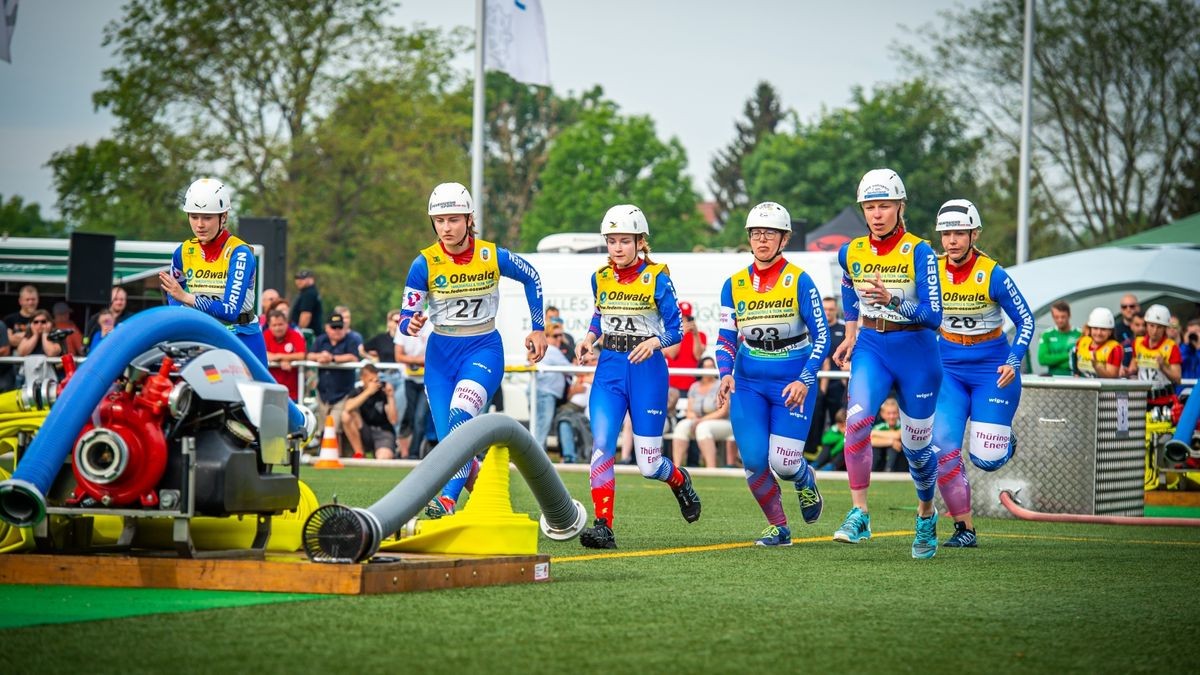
[199,229,231,263]
[750,257,787,292]
[870,224,906,256]
[944,249,979,285]
[440,237,475,265]
[612,259,645,284]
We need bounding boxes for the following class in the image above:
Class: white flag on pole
[1,0,19,64]
[484,0,549,87]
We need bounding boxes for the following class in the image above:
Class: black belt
[745,334,809,352]
[603,334,652,353]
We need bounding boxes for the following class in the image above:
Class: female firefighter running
[399,182,547,518]
[574,205,700,549]
[158,178,267,365]
[930,199,1034,548]
[831,168,944,559]
[716,201,830,546]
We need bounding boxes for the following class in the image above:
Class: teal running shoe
[944,520,978,548]
[912,509,939,559]
[755,524,792,547]
[424,495,456,519]
[795,466,824,524]
[832,506,871,543]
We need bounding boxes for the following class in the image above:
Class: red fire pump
[68,358,176,508]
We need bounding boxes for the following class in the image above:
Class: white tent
[1006,244,1200,372]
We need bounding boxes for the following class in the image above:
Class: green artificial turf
[1,465,1197,674]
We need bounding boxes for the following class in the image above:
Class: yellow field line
[986,532,1200,547]
[552,530,911,563]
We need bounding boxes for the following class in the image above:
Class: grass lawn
[1,465,1196,674]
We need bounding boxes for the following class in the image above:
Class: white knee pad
[899,410,934,449]
[968,421,1013,471]
[450,380,488,418]
[767,434,807,479]
[633,434,665,478]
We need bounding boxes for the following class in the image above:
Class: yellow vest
[180,233,254,318]
[1075,335,1120,377]
[1134,335,1178,392]
[845,231,926,323]
[420,241,501,329]
[728,263,811,345]
[938,254,1004,335]
[594,263,666,336]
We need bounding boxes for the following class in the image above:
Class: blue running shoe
[833,507,871,543]
[795,466,824,524]
[912,509,939,559]
[944,520,978,548]
[755,524,792,547]
[424,495,456,519]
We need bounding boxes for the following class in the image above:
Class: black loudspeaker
[238,217,288,295]
[67,232,117,305]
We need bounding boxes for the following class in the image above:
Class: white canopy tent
[1006,244,1200,372]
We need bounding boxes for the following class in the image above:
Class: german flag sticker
[203,365,221,383]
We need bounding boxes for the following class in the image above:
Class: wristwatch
[886,295,902,310]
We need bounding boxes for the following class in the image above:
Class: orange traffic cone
[313,415,343,469]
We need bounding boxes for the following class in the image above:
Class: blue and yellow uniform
[585,261,684,525]
[932,251,1034,518]
[168,230,265,364]
[716,259,828,530]
[399,239,544,503]
[839,229,943,501]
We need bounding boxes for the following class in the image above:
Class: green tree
[482,72,606,249]
[972,155,1072,265]
[709,81,784,231]
[0,195,68,238]
[904,0,1200,245]
[743,79,983,241]
[521,105,701,252]
[287,29,471,337]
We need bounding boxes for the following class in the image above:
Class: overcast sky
[0,0,973,218]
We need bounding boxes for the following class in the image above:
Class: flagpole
[471,0,486,238]
[1016,0,1035,264]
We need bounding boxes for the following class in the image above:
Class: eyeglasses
[748,229,781,240]
[1120,304,1138,309]
[31,320,49,325]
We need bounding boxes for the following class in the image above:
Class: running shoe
[832,506,871,543]
[580,517,617,549]
[755,524,792,547]
[672,467,702,523]
[795,466,824,524]
[424,495,456,519]
[944,520,977,548]
[912,509,939,559]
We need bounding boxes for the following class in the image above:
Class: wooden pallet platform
[1144,490,1200,507]
[0,551,551,595]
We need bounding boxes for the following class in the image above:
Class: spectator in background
[290,269,323,331]
[807,296,847,457]
[1037,300,1081,376]
[364,309,405,430]
[15,310,62,358]
[51,302,84,356]
[670,356,732,468]
[263,310,307,401]
[1074,308,1122,378]
[531,324,572,450]
[545,305,576,358]
[83,287,133,349]
[4,284,40,345]
[870,398,906,473]
[334,304,363,345]
[1181,318,1200,397]
[309,313,362,455]
[258,288,280,325]
[1114,293,1140,344]
[1168,315,1183,344]
[87,310,117,354]
[663,300,707,423]
[1120,311,1146,377]
[394,316,432,459]
[0,319,12,392]
[812,408,848,471]
[342,363,398,460]
[554,351,595,464]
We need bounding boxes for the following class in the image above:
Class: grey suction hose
[302,413,587,563]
